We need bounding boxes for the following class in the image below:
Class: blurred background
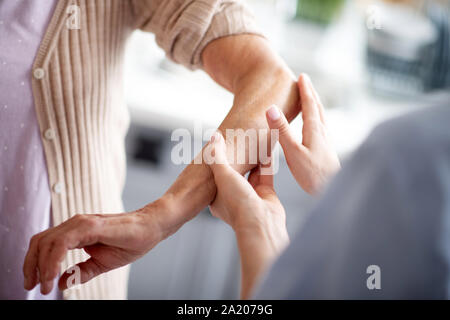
[122,0,450,299]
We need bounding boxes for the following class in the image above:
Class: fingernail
[41,280,52,295]
[267,105,280,121]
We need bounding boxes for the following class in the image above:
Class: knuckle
[72,213,84,221]
[48,268,58,280]
[303,117,318,125]
[38,237,50,250]
[277,122,291,138]
[73,214,98,228]
[304,91,315,102]
[29,234,40,246]
[83,215,100,229]
[52,236,66,248]
[305,118,322,132]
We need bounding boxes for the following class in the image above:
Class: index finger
[305,74,327,125]
[209,132,256,202]
[23,232,46,290]
[298,74,320,123]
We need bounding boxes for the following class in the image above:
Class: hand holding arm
[205,75,340,299]
[208,132,289,300]
[23,35,300,295]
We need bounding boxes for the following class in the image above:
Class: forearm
[149,35,300,238]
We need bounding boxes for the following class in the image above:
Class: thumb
[208,131,229,168]
[58,258,107,290]
[208,131,255,200]
[266,104,303,153]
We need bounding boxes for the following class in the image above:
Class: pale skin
[23,34,301,295]
[208,74,340,299]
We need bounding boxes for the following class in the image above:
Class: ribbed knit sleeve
[131,0,262,70]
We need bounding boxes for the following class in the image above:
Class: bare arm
[23,34,301,294]
[207,75,340,299]
[153,34,300,237]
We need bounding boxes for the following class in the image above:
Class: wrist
[234,220,287,299]
[138,194,184,241]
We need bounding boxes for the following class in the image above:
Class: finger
[298,74,320,123]
[209,131,229,167]
[247,166,260,189]
[58,257,107,291]
[303,74,326,125]
[258,162,274,187]
[266,104,306,154]
[43,234,71,286]
[23,234,42,290]
[36,215,101,294]
[209,131,255,200]
[252,162,279,202]
[37,229,72,295]
[40,277,54,295]
[38,239,55,295]
[248,162,274,188]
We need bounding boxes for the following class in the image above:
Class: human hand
[266,74,340,195]
[23,198,175,295]
[208,132,289,299]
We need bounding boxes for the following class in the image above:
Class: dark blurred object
[366,1,440,97]
[133,132,165,166]
[427,1,450,90]
[295,0,346,24]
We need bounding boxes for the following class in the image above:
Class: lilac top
[0,0,60,299]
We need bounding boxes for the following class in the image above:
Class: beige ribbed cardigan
[31,0,259,299]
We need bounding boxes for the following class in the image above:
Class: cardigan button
[44,128,56,140]
[33,68,45,80]
[53,183,63,194]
